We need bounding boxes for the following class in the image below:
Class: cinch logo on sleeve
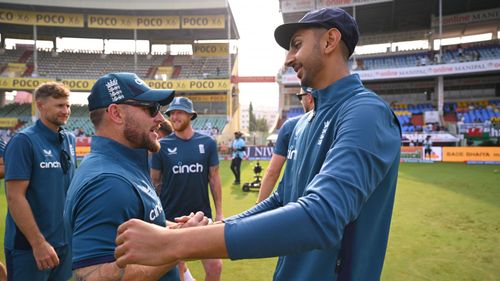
[149,201,164,221]
[172,162,203,174]
[287,148,297,160]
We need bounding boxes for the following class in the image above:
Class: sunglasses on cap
[121,100,164,117]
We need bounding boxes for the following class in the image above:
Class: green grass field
[1,161,499,280]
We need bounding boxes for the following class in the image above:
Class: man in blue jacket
[115,8,401,281]
[64,72,210,281]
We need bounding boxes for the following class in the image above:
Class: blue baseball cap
[88,72,175,111]
[274,8,359,57]
[165,97,197,120]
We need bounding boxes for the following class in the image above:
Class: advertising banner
[442,147,500,162]
[317,0,393,8]
[88,14,179,29]
[145,79,231,92]
[245,146,274,160]
[181,15,225,29]
[0,118,19,128]
[0,9,83,27]
[431,8,500,27]
[193,43,229,57]
[187,95,227,102]
[0,77,53,90]
[281,59,500,85]
[0,77,231,92]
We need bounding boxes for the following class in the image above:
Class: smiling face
[285,27,326,88]
[168,110,193,133]
[38,96,71,130]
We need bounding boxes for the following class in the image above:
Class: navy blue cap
[274,8,359,57]
[165,97,197,120]
[88,72,175,111]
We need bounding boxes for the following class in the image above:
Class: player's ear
[324,28,341,55]
[107,104,125,124]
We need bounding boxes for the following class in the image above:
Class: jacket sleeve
[224,181,284,223]
[225,96,401,259]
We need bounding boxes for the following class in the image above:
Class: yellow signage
[0,118,19,128]
[88,14,180,29]
[0,77,231,92]
[156,66,173,76]
[76,146,91,157]
[61,79,96,91]
[0,77,53,90]
[193,43,229,57]
[145,79,231,91]
[187,95,227,102]
[0,9,83,27]
[181,15,225,29]
[442,147,500,162]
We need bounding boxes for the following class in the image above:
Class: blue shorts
[5,245,72,281]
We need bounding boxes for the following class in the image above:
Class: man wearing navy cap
[151,96,223,281]
[64,73,210,281]
[115,8,401,281]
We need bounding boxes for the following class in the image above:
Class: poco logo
[40,161,61,169]
[172,162,203,174]
[149,201,164,221]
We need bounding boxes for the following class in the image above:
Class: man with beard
[151,97,223,281]
[4,82,77,281]
[64,73,210,281]
[115,8,401,281]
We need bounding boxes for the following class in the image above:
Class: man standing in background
[4,82,76,281]
[151,97,223,281]
[257,87,314,203]
[230,131,246,185]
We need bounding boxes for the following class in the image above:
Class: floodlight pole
[33,24,38,77]
[439,0,442,60]
[437,0,443,117]
[134,29,138,74]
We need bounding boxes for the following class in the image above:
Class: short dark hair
[89,108,106,129]
[34,82,70,100]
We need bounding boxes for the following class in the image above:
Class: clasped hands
[114,211,211,268]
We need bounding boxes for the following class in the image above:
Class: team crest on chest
[199,144,205,154]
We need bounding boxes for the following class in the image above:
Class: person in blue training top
[256,86,314,203]
[115,8,402,281]
[151,96,223,281]
[64,73,210,281]
[4,82,77,281]
[0,138,5,179]
[0,138,6,280]
[230,131,246,184]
